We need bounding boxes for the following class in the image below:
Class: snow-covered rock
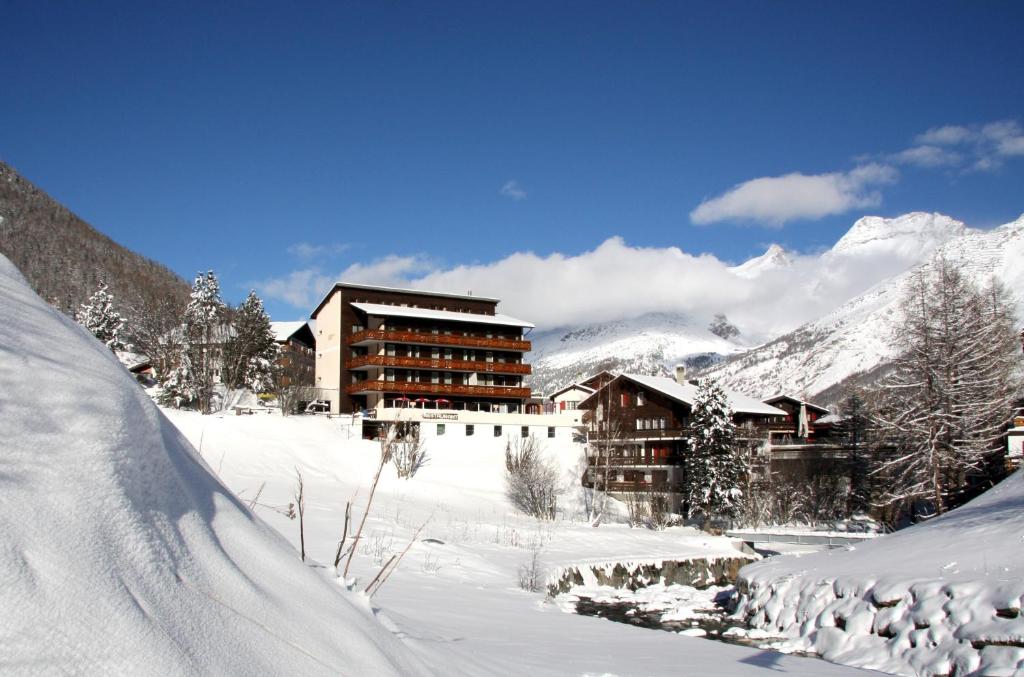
[734,470,1024,676]
[730,243,794,279]
[0,253,426,675]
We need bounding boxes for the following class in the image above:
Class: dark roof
[763,395,831,415]
[311,281,499,319]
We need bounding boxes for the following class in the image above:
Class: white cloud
[286,242,350,260]
[257,226,948,342]
[500,180,527,200]
[689,164,898,227]
[889,145,962,168]
[908,120,1024,171]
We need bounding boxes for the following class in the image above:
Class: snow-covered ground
[164,410,874,675]
[1,250,872,675]
[734,471,1024,676]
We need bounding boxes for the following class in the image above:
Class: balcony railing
[347,329,531,352]
[584,480,682,493]
[587,455,685,467]
[345,355,531,375]
[589,428,692,440]
[346,380,531,399]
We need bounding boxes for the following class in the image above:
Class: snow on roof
[547,382,596,400]
[350,302,535,329]
[621,373,787,416]
[269,320,308,342]
[762,394,831,415]
[0,254,423,675]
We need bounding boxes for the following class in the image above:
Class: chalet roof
[546,382,596,401]
[269,321,308,343]
[763,394,831,415]
[350,302,534,329]
[586,373,786,417]
[310,281,499,318]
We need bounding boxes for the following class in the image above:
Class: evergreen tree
[222,290,279,392]
[161,271,225,413]
[75,281,127,352]
[836,391,871,516]
[874,258,1020,515]
[685,377,746,523]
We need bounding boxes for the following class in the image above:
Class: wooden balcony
[584,480,682,494]
[346,355,531,375]
[589,428,692,441]
[347,329,531,352]
[346,380,531,399]
[587,455,685,467]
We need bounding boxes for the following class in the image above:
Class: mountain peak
[830,212,967,258]
[731,243,793,278]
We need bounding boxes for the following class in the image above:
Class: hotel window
[431,347,440,359]
[521,426,529,438]
[485,351,494,363]
[437,424,446,436]
[636,392,645,406]
[620,392,630,407]
[494,425,502,437]
[547,427,556,438]
[386,343,396,357]
[351,324,364,333]
[431,371,439,384]
[444,348,453,359]
[443,372,453,385]
[636,418,643,430]
[385,369,395,382]
[466,425,475,437]
[659,418,667,429]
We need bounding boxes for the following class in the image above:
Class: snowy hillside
[527,312,748,394]
[730,243,794,278]
[699,214,1024,402]
[0,253,426,675]
[734,469,1024,675]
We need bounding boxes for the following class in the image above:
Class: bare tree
[584,385,630,525]
[874,260,1020,516]
[505,436,561,520]
[294,467,306,561]
[389,420,429,479]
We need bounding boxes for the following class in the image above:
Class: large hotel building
[311,282,535,416]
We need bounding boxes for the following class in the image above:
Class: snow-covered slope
[734,470,1024,675]
[700,214,1024,401]
[827,212,970,260]
[528,312,748,395]
[0,254,426,675]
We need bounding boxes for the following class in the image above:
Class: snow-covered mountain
[529,211,974,397]
[527,312,748,395]
[729,243,793,279]
[699,213,1024,402]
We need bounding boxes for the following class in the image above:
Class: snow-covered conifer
[75,281,127,352]
[163,271,226,413]
[222,290,279,393]
[684,377,745,523]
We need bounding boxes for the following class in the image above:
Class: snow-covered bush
[75,281,128,352]
[505,436,561,520]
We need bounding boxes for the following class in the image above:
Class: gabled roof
[581,373,787,417]
[763,394,831,415]
[270,321,308,343]
[547,382,596,401]
[350,302,534,329]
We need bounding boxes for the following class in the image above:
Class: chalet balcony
[584,479,682,494]
[589,428,692,441]
[348,329,531,352]
[346,380,531,399]
[345,355,531,375]
[587,454,685,467]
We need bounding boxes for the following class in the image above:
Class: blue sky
[2,2,1023,324]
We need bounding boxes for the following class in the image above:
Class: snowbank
[734,471,1024,675]
[0,254,427,675]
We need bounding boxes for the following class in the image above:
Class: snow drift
[734,471,1024,675]
[0,253,427,674]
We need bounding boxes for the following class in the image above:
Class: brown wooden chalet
[311,282,533,414]
[271,321,316,387]
[578,372,786,508]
